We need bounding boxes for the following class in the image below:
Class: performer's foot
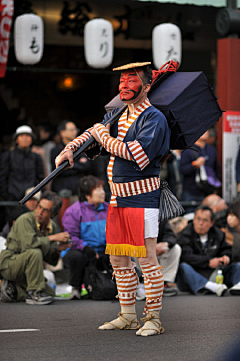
[136,311,164,336]
[98,312,140,330]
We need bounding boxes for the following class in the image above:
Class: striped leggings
[112,262,164,314]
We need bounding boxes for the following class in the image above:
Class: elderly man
[177,205,240,296]
[0,191,70,305]
[55,62,171,336]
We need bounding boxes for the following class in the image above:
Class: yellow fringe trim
[105,244,146,257]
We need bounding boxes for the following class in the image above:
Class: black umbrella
[105,71,223,150]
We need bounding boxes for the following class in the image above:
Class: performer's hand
[55,150,74,168]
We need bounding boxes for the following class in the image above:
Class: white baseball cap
[13,125,34,140]
[24,187,42,201]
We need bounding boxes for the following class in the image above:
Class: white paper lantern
[152,23,182,69]
[84,19,113,69]
[14,14,44,65]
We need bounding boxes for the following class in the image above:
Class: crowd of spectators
[0,123,240,304]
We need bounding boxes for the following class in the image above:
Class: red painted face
[119,69,143,102]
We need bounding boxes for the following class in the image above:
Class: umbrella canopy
[105,71,222,150]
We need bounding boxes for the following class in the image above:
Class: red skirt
[105,206,146,257]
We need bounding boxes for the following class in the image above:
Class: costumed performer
[55,62,171,336]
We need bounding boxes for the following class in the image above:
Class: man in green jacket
[0,191,70,305]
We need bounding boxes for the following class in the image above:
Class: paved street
[1,293,239,361]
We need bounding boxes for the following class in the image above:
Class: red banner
[0,0,14,78]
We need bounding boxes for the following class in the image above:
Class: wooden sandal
[101,312,140,330]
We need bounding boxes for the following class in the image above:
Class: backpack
[83,255,117,300]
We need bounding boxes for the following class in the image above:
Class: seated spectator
[180,130,221,213]
[176,205,240,296]
[156,220,182,296]
[201,194,234,246]
[0,191,70,305]
[0,188,42,239]
[61,175,109,300]
[50,120,92,202]
[134,220,182,299]
[227,196,240,262]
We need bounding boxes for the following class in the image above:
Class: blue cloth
[179,143,220,198]
[87,106,171,208]
[177,262,240,294]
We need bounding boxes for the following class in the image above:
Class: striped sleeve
[94,123,133,161]
[127,140,150,170]
[56,128,96,162]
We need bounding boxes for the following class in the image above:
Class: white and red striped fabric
[140,263,164,314]
[56,127,95,163]
[93,124,133,161]
[112,264,138,306]
[104,98,152,206]
[109,177,160,198]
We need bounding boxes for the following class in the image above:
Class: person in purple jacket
[61,175,109,300]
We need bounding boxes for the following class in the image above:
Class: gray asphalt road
[0,294,239,361]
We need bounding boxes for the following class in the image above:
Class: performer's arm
[55,128,96,168]
[92,123,151,170]
[92,111,169,171]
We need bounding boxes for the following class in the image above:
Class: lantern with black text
[152,23,181,69]
[14,14,44,65]
[84,19,113,69]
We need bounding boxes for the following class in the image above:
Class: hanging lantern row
[13,14,182,70]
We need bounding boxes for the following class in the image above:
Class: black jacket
[157,220,177,249]
[0,147,44,201]
[177,222,232,278]
[50,143,92,195]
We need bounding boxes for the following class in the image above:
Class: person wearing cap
[55,62,171,336]
[0,125,45,202]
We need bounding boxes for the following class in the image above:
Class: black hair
[141,65,153,85]
[40,191,63,217]
[194,205,215,222]
[78,175,104,202]
[56,120,70,134]
[228,196,240,220]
